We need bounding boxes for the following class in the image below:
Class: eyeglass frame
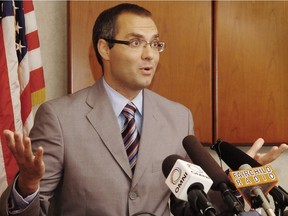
[102,38,166,52]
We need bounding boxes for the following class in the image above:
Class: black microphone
[182,135,245,214]
[211,139,288,215]
[162,154,216,216]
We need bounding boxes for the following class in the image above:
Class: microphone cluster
[161,135,288,216]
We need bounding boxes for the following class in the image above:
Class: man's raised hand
[3,130,45,197]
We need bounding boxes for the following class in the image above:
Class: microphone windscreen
[213,140,261,170]
[182,135,229,190]
[162,154,184,178]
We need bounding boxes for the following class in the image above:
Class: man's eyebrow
[125,33,160,39]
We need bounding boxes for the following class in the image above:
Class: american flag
[0,0,45,195]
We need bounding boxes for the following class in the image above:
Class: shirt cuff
[9,176,39,211]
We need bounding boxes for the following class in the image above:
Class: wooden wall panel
[215,1,288,144]
[69,1,213,144]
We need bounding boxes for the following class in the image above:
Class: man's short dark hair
[92,3,152,70]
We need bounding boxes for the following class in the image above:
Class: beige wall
[34,1,67,101]
[34,0,288,206]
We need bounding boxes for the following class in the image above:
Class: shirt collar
[103,78,143,117]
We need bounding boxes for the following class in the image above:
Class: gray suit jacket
[0,78,194,216]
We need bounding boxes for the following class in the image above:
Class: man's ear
[98,39,110,60]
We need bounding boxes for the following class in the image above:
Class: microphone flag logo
[229,164,278,205]
[170,167,182,185]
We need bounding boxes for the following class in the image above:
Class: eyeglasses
[103,38,166,52]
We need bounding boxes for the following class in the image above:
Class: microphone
[182,135,245,214]
[162,154,216,216]
[211,139,288,215]
[239,164,276,216]
[229,163,278,207]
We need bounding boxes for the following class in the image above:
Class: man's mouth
[140,66,153,71]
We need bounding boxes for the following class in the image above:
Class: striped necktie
[121,102,140,173]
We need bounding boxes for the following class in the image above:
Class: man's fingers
[246,138,264,157]
[3,130,43,166]
[269,144,288,160]
[278,143,288,152]
[34,146,45,176]
[3,130,15,148]
[3,130,16,152]
[3,129,13,138]
[265,144,287,159]
[14,132,25,155]
[34,146,44,166]
[256,144,288,165]
[23,137,34,162]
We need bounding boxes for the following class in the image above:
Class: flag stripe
[24,11,37,34]
[0,20,19,188]
[30,67,45,92]
[0,26,14,131]
[0,27,12,192]
[23,0,34,14]
[1,13,22,134]
[26,30,39,51]
[20,85,32,126]
[28,48,43,71]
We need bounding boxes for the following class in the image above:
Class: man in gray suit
[1,3,287,216]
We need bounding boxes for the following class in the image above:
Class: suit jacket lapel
[86,79,133,178]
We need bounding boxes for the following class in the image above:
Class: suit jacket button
[129,192,138,200]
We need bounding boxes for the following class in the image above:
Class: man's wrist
[10,175,39,212]
[16,176,39,198]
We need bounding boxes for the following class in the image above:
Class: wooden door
[69,1,213,144]
[214,1,288,144]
